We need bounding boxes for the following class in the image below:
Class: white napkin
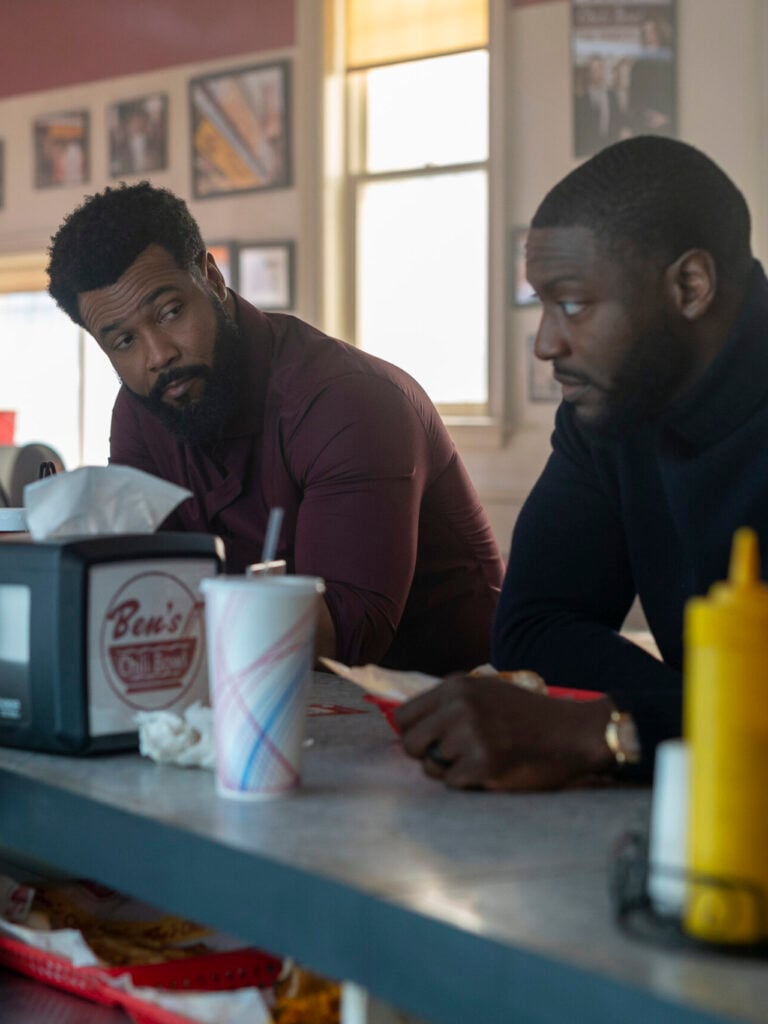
[135,701,215,769]
[22,465,191,540]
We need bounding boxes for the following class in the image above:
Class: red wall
[0,0,295,100]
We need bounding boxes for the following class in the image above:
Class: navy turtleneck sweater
[492,261,768,769]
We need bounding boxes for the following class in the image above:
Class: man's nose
[145,329,180,372]
[533,312,569,362]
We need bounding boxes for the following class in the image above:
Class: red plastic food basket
[0,932,281,1024]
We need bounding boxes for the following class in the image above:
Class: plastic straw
[261,507,284,563]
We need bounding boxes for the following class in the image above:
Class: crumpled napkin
[23,464,192,540]
[135,701,214,769]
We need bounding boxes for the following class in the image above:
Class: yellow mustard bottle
[683,527,768,943]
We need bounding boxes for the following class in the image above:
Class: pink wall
[0,0,294,100]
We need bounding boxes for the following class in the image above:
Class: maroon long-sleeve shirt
[110,294,503,674]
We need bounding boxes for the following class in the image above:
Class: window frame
[300,0,510,446]
[345,45,494,420]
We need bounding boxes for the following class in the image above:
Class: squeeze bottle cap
[708,527,768,604]
[729,527,761,586]
[687,528,768,645]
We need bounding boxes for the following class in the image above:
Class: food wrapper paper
[319,657,547,699]
[22,464,192,541]
[109,976,272,1024]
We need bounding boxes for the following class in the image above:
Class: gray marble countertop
[0,673,765,1024]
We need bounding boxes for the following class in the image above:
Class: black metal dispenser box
[0,533,223,755]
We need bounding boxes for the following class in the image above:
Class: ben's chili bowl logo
[99,571,205,711]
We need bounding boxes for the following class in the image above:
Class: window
[0,288,118,468]
[346,3,491,415]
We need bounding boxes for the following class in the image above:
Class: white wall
[0,49,303,292]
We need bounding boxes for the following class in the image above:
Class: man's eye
[113,335,133,352]
[160,303,182,322]
[560,300,586,317]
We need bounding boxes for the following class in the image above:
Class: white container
[647,739,689,917]
[201,574,325,800]
[0,508,26,532]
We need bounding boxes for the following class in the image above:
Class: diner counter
[0,673,766,1023]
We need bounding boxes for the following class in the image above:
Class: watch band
[605,710,641,765]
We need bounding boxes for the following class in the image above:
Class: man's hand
[394,675,617,791]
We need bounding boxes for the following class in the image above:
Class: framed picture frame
[238,242,294,311]
[189,60,292,199]
[510,226,538,307]
[527,334,561,403]
[33,110,89,188]
[206,242,237,289]
[571,0,677,158]
[108,93,168,177]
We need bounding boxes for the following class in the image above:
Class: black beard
[578,323,693,440]
[128,300,244,444]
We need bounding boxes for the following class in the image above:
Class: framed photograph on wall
[206,242,237,289]
[108,93,168,176]
[33,110,89,188]
[189,61,292,199]
[509,226,538,307]
[527,334,561,403]
[238,242,294,311]
[571,0,677,158]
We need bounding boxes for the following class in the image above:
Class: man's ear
[664,249,717,321]
[199,249,228,302]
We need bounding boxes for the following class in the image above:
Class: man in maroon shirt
[47,182,503,674]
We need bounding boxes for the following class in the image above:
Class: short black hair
[47,181,206,326]
[532,136,752,286]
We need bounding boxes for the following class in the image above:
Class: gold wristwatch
[605,710,641,765]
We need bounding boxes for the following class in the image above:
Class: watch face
[617,713,641,763]
[607,712,641,764]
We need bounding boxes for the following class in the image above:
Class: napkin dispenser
[0,533,223,755]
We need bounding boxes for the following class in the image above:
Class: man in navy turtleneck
[397,136,765,789]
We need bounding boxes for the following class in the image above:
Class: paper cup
[201,574,325,800]
[647,739,690,917]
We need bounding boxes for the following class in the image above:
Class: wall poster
[571,0,677,158]
[108,94,168,177]
[189,61,291,199]
[238,242,294,311]
[33,110,89,188]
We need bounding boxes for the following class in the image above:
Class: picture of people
[189,61,291,198]
[571,0,676,158]
[34,111,89,188]
[108,94,168,177]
